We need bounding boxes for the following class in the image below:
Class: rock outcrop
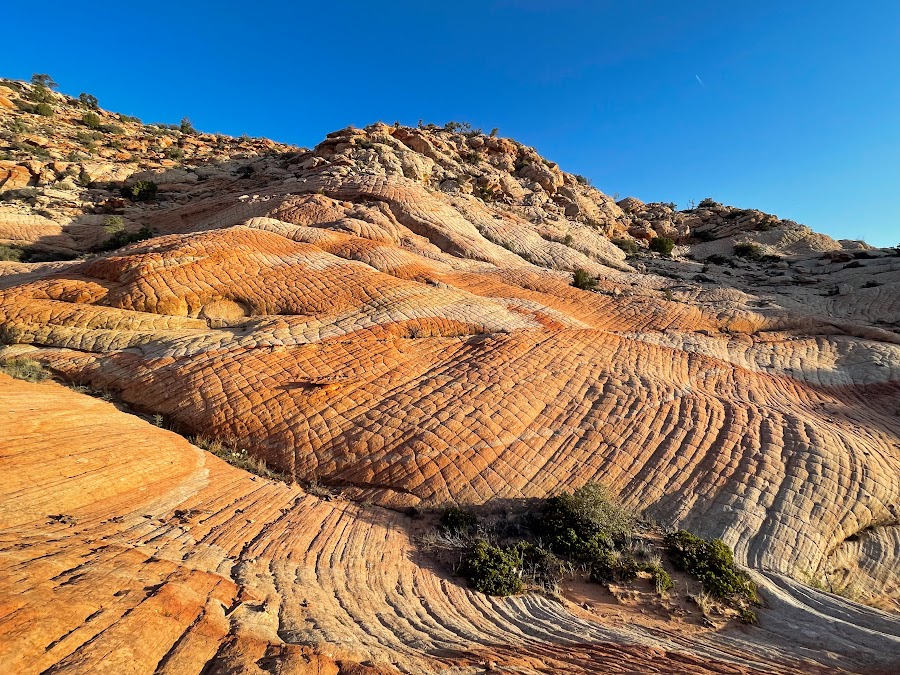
[2,78,899,673]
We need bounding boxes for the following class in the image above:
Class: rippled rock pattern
[2,79,899,672]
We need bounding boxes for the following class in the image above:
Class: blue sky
[4,1,898,246]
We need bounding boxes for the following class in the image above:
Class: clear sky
[4,1,898,246]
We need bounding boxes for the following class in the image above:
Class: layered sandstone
[1,78,899,673]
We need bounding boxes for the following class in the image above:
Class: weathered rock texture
[2,375,898,674]
[2,79,900,672]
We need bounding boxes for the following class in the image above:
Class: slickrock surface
[2,78,900,671]
[2,375,898,674]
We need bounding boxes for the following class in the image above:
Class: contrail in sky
[695,75,705,86]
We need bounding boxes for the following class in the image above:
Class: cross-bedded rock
[1,77,899,673]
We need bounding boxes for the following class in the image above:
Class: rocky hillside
[1,77,899,674]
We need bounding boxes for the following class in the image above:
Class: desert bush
[30,73,57,89]
[82,112,102,129]
[643,562,674,593]
[179,116,197,134]
[535,482,634,557]
[733,242,764,260]
[0,357,49,382]
[103,215,125,233]
[35,103,54,117]
[0,244,25,262]
[440,507,478,535]
[78,92,99,110]
[612,238,640,256]
[14,100,38,114]
[517,542,567,593]
[28,85,54,104]
[100,124,125,135]
[572,267,597,290]
[192,436,282,480]
[664,530,756,603]
[649,236,675,256]
[698,197,719,208]
[590,549,640,583]
[460,540,524,596]
[97,225,154,251]
[165,146,185,160]
[445,121,480,135]
[122,180,157,201]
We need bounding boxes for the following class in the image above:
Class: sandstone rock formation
[2,375,898,674]
[2,78,899,673]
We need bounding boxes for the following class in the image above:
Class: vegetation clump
[733,242,764,260]
[572,267,597,290]
[612,238,641,256]
[535,482,634,558]
[82,112,102,129]
[0,244,25,262]
[78,92,99,110]
[460,540,525,596]
[590,549,640,583]
[192,436,283,480]
[664,530,757,604]
[441,507,478,535]
[122,180,158,201]
[0,357,50,382]
[97,225,154,252]
[649,236,675,256]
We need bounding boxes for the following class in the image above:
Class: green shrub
[14,100,38,114]
[30,73,57,89]
[698,197,719,208]
[0,357,49,382]
[572,267,597,290]
[100,124,125,135]
[103,215,125,233]
[28,86,54,104]
[97,226,154,251]
[664,530,756,603]
[441,507,478,535]
[643,562,674,593]
[82,112,102,129]
[35,103,54,117]
[79,92,99,110]
[165,146,185,160]
[590,549,640,583]
[460,540,524,596]
[649,236,675,256]
[535,482,633,558]
[0,244,25,262]
[180,116,197,134]
[733,242,764,260]
[517,542,566,592]
[122,180,158,201]
[612,238,640,256]
[445,121,480,134]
